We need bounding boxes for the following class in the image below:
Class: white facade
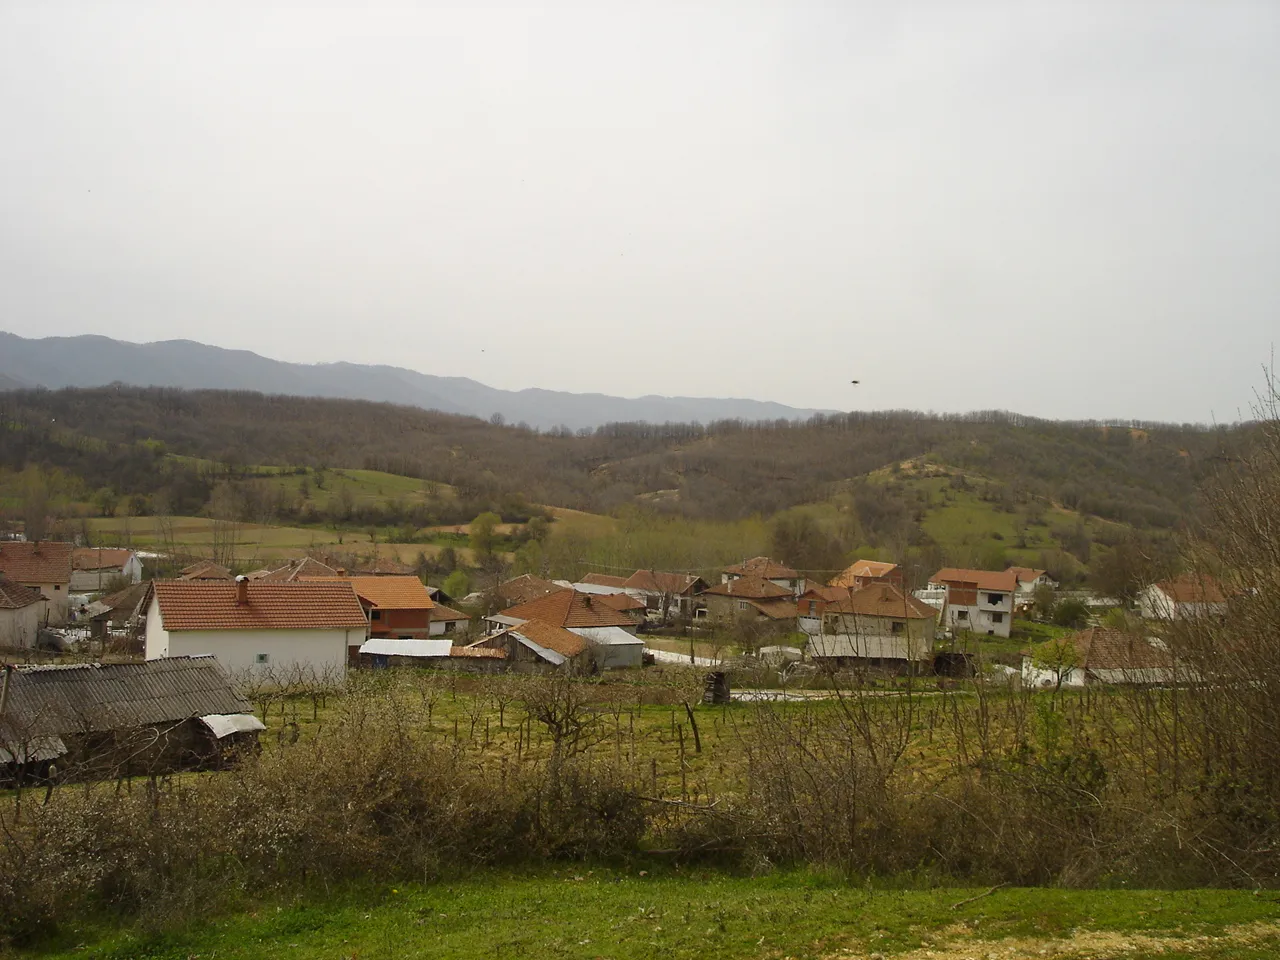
[144,597,357,677]
[570,626,645,669]
[942,590,1013,638]
[0,599,48,650]
[70,553,143,593]
[1138,584,1227,621]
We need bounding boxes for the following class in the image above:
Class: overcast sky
[1,2,1277,423]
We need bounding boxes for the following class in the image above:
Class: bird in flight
[850,380,860,385]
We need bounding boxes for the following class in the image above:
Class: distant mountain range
[0,332,829,430]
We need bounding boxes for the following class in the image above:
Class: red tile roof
[596,592,646,614]
[71,548,135,571]
[826,583,937,620]
[430,603,471,623]
[450,645,505,659]
[355,557,416,576]
[703,576,793,600]
[1008,567,1048,584]
[0,541,73,585]
[748,598,800,620]
[509,619,589,658]
[1154,574,1229,604]
[179,560,233,581]
[800,584,851,603]
[1036,628,1173,672]
[829,560,897,588]
[338,575,434,610]
[152,580,368,631]
[931,568,1019,593]
[580,572,630,588]
[723,557,799,580]
[0,577,46,610]
[502,589,639,629]
[496,574,562,606]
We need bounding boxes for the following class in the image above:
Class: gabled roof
[179,560,233,581]
[704,576,793,600]
[85,581,150,621]
[1152,574,1229,604]
[429,603,471,623]
[1030,628,1173,672]
[0,656,252,742]
[504,619,589,660]
[580,572,630,589]
[825,583,937,620]
[495,574,562,606]
[339,575,434,610]
[258,557,340,581]
[829,560,897,588]
[0,541,73,584]
[596,592,646,614]
[354,556,416,576]
[501,589,639,629]
[799,584,851,603]
[931,568,1019,593]
[0,577,46,610]
[151,580,368,631]
[623,570,706,595]
[724,557,799,580]
[1008,567,1048,584]
[71,548,136,571]
[748,598,800,620]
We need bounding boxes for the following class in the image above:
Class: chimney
[235,575,249,605]
[337,567,347,577]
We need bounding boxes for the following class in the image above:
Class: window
[807,601,818,615]
[443,621,454,633]
[891,621,905,634]
[54,584,61,591]
[371,610,382,620]
[255,653,270,664]
[987,593,1003,605]
[955,610,969,621]
[992,612,1004,624]
[737,600,749,611]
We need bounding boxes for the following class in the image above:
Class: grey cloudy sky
[2,2,1277,423]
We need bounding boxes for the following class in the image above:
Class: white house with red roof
[71,547,143,593]
[1138,574,1230,620]
[929,567,1019,638]
[144,578,369,677]
[0,541,74,624]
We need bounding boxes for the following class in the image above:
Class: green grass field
[24,871,1280,959]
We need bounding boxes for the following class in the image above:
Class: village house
[929,567,1019,638]
[484,588,641,636]
[0,656,264,783]
[332,575,435,667]
[1021,627,1178,689]
[70,547,143,593]
[82,581,150,649]
[1008,567,1059,611]
[179,560,233,581]
[722,557,804,597]
[829,559,903,591]
[470,619,592,672]
[354,556,417,576]
[0,541,73,625]
[495,573,563,608]
[1138,574,1230,620]
[620,570,709,620]
[427,602,472,637]
[0,578,49,650]
[144,578,369,677]
[701,576,797,626]
[804,583,938,668]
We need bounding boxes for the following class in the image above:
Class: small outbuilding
[0,656,263,783]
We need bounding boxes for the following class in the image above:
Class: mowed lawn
[25,870,1280,960]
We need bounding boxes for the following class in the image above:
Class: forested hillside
[0,386,1242,531]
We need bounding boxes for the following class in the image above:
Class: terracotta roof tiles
[0,577,46,610]
[703,576,793,600]
[152,580,368,631]
[502,589,639,629]
[826,583,937,620]
[71,548,136,571]
[0,541,73,585]
[1154,574,1229,604]
[338,575,434,610]
[723,557,799,580]
[829,560,898,588]
[931,568,1019,593]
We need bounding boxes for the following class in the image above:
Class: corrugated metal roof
[358,638,453,658]
[0,656,253,742]
[570,626,645,646]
